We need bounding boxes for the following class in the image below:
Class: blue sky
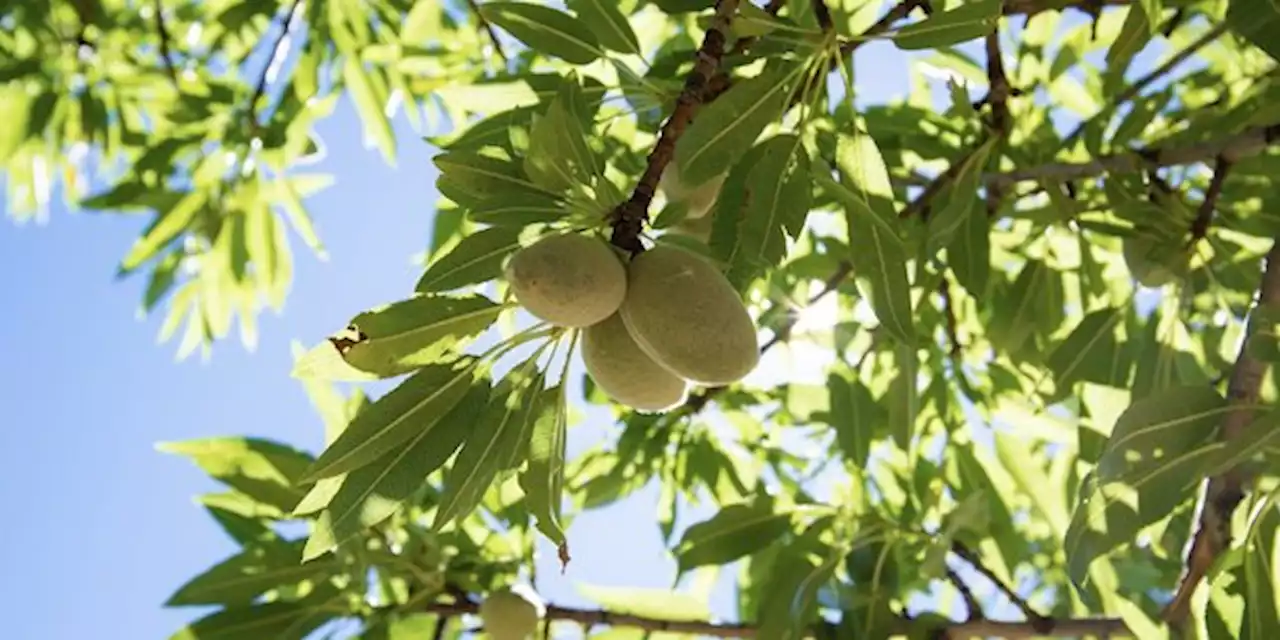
[0,5,1197,638]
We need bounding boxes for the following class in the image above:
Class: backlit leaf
[157,437,313,513]
[415,227,523,293]
[568,0,640,55]
[479,2,602,64]
[893,0,1001,50]
[674,498,793,575]
[520,387,569,547]
[167,540,335,606]
[301,358,482,482]
[675,64,798,186]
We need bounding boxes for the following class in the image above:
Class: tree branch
[248,0,305,130]
[951,541,1053,634]
[939,277,962,358]
[1163,238,1280,628]
[1062,22,1230,149]
[412,595,1126,639]
[984,123,1280,188]
[609,0,739,254]
[1188,155,1231,245]
[946,566,984,622]
[153,0,179,86]
[464,0,509,65]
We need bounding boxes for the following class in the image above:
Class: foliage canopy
[6,0,1280,637]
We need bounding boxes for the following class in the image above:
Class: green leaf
[946,190,990,297]
[465,193,569,226]
[711,135,811,289]
[415,227,523,293]
[988,259,1063,354]
[1065,386,1228,588]
[674,64,798,186]
[826,372,881,468]
[1104,5,1151,89]
[577,584,711,622]
[301,357,482,482]
[166,540,335,606]
[167,587,339,640]
[157,438,313,513]
[121,190,207,272]
[307,294,504,379]
[888,343,919,450]
[927,140,994,253]
[479,2,602,64]
[343,58,396,165]
[757,538,840,640]
[1227,0,1280,62]
[674,498,793,574]
[1046,307,1132,392]
[568,0,640,55]
[1243,505,1280,638]
[303,380,490,561]
[204,503,277,547]
[519,387,569,546]
[433,366,545,529]
[434,152,553,205]
[893,0,1001,50]
[524,79,599,192]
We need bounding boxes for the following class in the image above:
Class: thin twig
[812,0,834,31]
[408,596,1126,638]
[464,0,510,65]
[983,32,1012,135]
[153,0,179,86]
[1188,155,1231,245]
[939,278,962,358]
[1061,22,1230,148]
[248,0,305,129]
[432,615,451,640]
[1163,239,1280,628]
[609,0,739,254]
[951,541,1052,634]
[945,566,984,622]
[985,123,1280,188]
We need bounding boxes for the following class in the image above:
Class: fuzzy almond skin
[479,588,540,640]
[620,245,759,385]
[659,161,725,220]
[505,234,626,327]
[583,312,689,412]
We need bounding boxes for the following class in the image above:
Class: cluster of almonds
[504,225,758,412]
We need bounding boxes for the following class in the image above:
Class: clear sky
[0,7,1184,638]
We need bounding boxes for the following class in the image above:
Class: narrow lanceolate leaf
[520,387,569,546]
[1104,5,1151,84]
[947,191,990,297]
[301,357,481,482]
[927,139,994,253]
[525,81,598,192]
[888,342,918,450]
[675,64,798,186]
[718,135,811,290]
[1065,386,1230,588]
[674,499,793,574]
[827,132,914,346]
[757,541,841,640]
[1202,408,1280,477]
[826,372,882,468]
[303,381,490,561]
[466,193,568,227]
[415,227,523,293]
[167,587,339,640]
[479,2,602,64]
[434,152,554,205]
[893,0,1001,50]
[1226,0,1280,63]
[166,540,335,606]
[157,438,314,513]
[1243,507,1280,638]
[433,370,544,529]
[1046,307,1131,392]
[343,58,396,164]
[120,190,207,272]
[568,0,640,55]
[319,294,504,378]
